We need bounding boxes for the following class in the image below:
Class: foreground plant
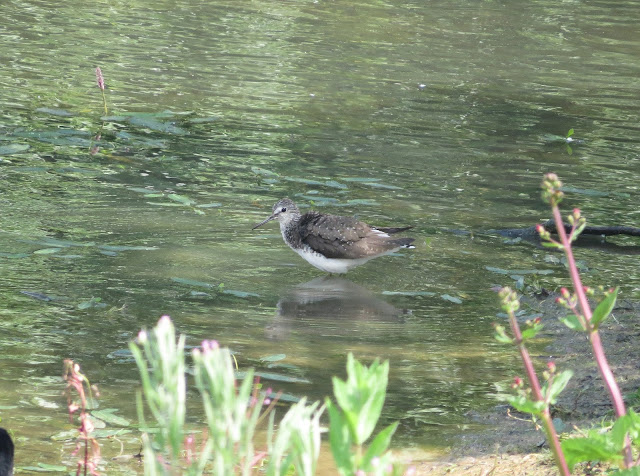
[63,359,101,476]
[495,289,571,475]
[130,316,405,475]
[129,315,188,474]
[539,173,639,470]
[326,353,402,476]
[130,316,326,475]
[496,173,640,473]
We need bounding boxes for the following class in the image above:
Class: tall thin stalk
[95,67,108,115]
[540,173,633,468]
[499,289,570,476]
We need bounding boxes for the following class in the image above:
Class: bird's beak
[252,213,277,230]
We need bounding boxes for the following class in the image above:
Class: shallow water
[1,0,639,471]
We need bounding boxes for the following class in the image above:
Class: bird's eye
[281,207,287,212]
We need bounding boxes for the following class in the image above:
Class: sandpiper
[252,198,415,274]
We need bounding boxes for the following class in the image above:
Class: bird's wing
[298,213,373,259]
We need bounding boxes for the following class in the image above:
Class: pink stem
[508,311,570,475]
[551,205,633,467]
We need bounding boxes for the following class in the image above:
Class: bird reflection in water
[265,276,407,341]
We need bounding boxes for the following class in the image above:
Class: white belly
[293,247,395,274]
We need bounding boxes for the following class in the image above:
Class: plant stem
[101,89,108,116]
[507,309,570,476]
[551,205,633,467]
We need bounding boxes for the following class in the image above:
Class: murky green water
[1,0,639,471]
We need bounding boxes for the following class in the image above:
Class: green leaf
[362,422,399,470]
[441,294,463,304]
[260,354,286,362]
[591,287,619,329]
[615,467,640,476]
[505,394,545,416]
[167,193,195,205]
[98,245,157,251]
[560,314,586,331]
[561,435,622,471]
[221,289,260,298]
[33,247,62,255]
[21,463,68,472]
[0,143,30,155]
[566,128,574,138]
[237,371,310,384]
[171,277,217,289]
[494,332,513,344]
[326,399,355,476]
[545,370,573,404]
[521,323,544,340]
[610,410,640,449]
[91,410,130,427]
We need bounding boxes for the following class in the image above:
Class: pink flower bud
[547,361,556,373]
[95,67,105,91]
[137,330,147,342]
[201,340,219,353]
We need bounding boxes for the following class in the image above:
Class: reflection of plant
[131,316,406,475]
[495,173,640,473]
[63,359,101,476]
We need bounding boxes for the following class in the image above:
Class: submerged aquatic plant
[63,359,101,476]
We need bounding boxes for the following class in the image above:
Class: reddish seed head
[536,224,544,233]
[547,361,556,373]
[533,317,541,325]
[95,67,105,91]
[560,287,570,298]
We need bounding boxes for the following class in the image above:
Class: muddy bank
[414,291,640,475]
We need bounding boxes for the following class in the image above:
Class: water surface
[1,0,639,471]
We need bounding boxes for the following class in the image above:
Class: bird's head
[252,198,300,229]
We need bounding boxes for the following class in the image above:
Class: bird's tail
[375,226,413,234]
